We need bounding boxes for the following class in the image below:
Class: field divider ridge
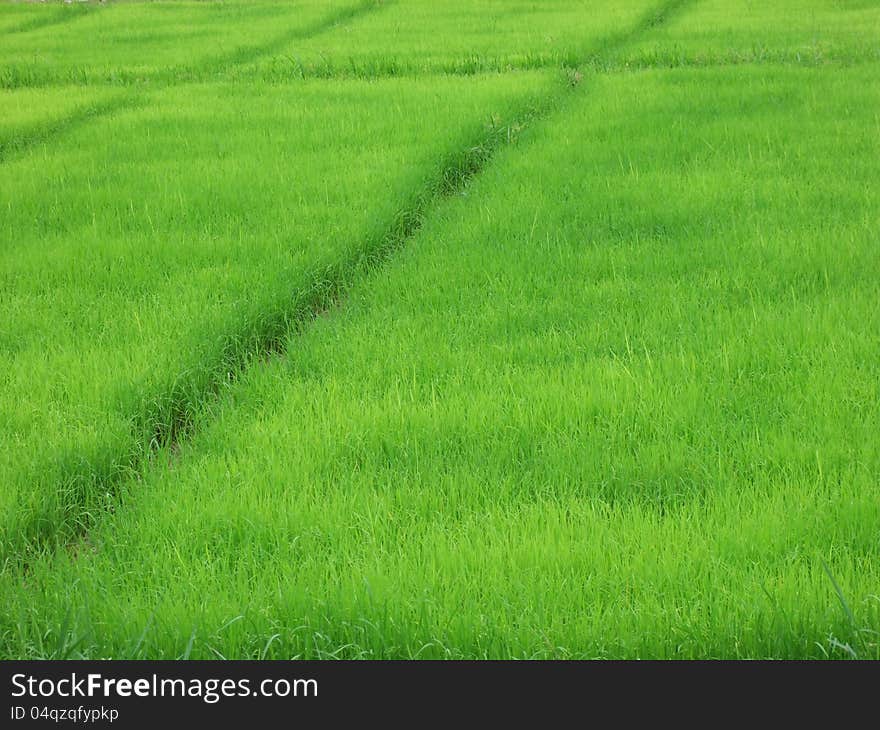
[5,86,561,572]
[3,0,696,573]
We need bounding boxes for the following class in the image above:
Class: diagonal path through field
[4,0,877,563]
[209,0,387,75]
[0,0,381,90]
[0,0,687,570]
[0,73,558,568]
[3,0,877,93]
[0,0,677,90]
[5,0,876,146]
[611,0,880,68]
[5,39,879,659]
[0,91,133,164]
[6,2,876,655]
[0,2,387,161]
[238,0,695,81]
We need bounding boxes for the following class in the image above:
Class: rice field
[0,71,555,560]
[0,0,878,660]
[0,1,358,87]
[248,0,658,78]
[614,0,880,67]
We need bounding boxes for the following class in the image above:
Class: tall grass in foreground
[4,65,877,659]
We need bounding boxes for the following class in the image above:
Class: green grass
[610,0,880,68]
[3,64,877,659]
[249,0,660,78]
[0,71,556,565]
[1,0,878,660]
[0,1,81,35]
[0,86,125,159]
[0,0,360,87]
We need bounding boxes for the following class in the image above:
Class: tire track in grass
[6,0,697,571]
[0,93,138,165]
[0,0,704,89]
[592,0,696,56]
[1,0,387,89]
[208,0,389,72]
[0,1,383,162]
[218,0,698,82]
[0,0,689,191]
[0,0,710,94]
[1,3,95,36]
[8,93,558,573]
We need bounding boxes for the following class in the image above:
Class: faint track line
[4,0,698,570]
[2,4,95,36]
[0,0,387,90]
[218,0,389,68]
[0,94,138,165]
[0,1,385,160]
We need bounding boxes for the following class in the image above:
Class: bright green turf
[0,0,358,87]
[251,0,659,78]
[0,1,80,34]
[612,0,880,67]
[0,71,556,563]
[0,86,124,158]
[1,0,878,660]
[4,64,877,659]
